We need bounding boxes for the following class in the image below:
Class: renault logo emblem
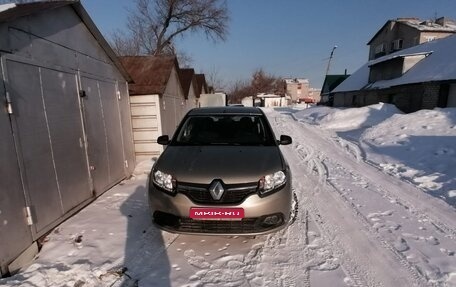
[209,180,224,201]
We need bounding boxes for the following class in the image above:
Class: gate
[0,55,133,273]
[3,57,92,236]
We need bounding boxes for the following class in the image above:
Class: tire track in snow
[331,136,363,162]
[277,110,456,240]
[322,163,429,285]
[270,113,374,286]
[269,110,428,286]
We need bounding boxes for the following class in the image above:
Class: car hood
[155,146,285,184]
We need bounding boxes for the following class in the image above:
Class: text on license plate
[189,208,244,220]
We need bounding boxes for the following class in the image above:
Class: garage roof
[0,0,131,81]
[119,56,179,95]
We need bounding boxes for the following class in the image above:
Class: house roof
[178,68,196,99]
[333,34,456,93]
[0,1,131,81]
[195,74,208,96]
[367,17,456,45]
[321,74,350,94]
[402,18,456,32]
[119,56,178,95]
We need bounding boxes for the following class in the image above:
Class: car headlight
[258,170,287,196]
[152,169,176,194]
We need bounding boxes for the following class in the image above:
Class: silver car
[148,107,292,235]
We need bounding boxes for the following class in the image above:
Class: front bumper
[148,179,292,235]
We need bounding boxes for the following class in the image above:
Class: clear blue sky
[81,0,456,89]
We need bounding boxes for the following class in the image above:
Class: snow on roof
[0,3,16,13]
[368,51,432,67]
[367,17,456,45]
[333,34,456,93]
[400,18,456,32]
[285,78,309,84]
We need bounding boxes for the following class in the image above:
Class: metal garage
[120,56,192,163]
[0,1,134,274]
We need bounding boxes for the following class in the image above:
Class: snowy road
[1,108,455,287]
[268,109,456,287]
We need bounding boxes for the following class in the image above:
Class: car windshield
[173,115,276,146]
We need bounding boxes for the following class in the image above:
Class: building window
[374,43,386,54]
[425,36,436,42]
[391,39,403,51]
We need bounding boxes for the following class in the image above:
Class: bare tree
[251,69,285,96]
[112,0,229,56]
[228,69,286,103]
[228,79,253,104]
[205,65,226,92]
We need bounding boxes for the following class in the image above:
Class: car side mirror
[278,135,292,145]
[157,135,170,145]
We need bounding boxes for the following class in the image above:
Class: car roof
[187,106,263,116]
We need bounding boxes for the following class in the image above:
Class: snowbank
[294,103,402,130]
[292,104,456,206]
[361,108,456,204]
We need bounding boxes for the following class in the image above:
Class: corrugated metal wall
[4,59,93,234]
[80,75,128,194]
[159,67,187,138]
[0,5,135,274]
[0,59,33,275]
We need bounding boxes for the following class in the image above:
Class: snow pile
[294,104,456,206]
[361,108,456,205]
[294,103,402,130]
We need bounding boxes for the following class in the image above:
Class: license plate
[189,207,244,220]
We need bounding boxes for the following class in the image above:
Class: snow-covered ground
[290,103,456,207]
[1,105,455,287]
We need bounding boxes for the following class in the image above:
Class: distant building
[333,34,456,112]
[308,88,322,103]
[285,78,309,103]
[199,93,227,107]
[320,74,350,105]
[195,74,209,98]
[368,17,456,60]
[178,68,199,111]
[256,94,290,107]
[120,56,189,162]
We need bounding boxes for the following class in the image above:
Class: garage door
[5,59,91,235]
[80,76,126,194]
[0,60,33,270]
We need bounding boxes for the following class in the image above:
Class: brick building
[333,34,456,112]
[368,17,456,60]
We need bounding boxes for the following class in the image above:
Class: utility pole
[325,45,338,76]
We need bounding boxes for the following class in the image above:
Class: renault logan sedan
[148,106,292,235]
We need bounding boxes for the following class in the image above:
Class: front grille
[153,211,284,234]
[177,182,258,204]
[178,218,261,233]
